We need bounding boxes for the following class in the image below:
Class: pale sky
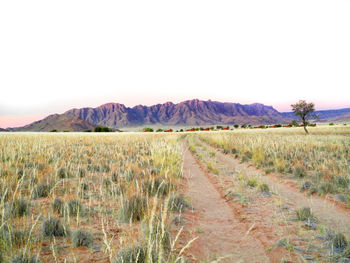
[1,0,350,128]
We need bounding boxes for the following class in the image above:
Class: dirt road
[182,142,270,262]
[198,137,350,237]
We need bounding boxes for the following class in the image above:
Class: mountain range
[3,99,350,132]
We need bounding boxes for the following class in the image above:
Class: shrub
[293,165,306,178]
[41,217,68,237]
[11,252,41,263]
[111,244,146,263]
[65,199,83,216]
[333,233,348,250]
[118,195,147,223]
[52,198,64,215]
[94,126,112,132]
[296,207,315,221]
[72,229,93,247]
[167,194,190,212]
[6,199,30,218]
[32,184,50,199]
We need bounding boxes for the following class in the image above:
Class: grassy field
[0,133,188,263]
[198,126,350,201]
[1,126,350,262]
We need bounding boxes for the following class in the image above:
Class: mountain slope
[10,114,95,132]
[65,99,288,127]
[282,108,350,122]
[11,99,349,131]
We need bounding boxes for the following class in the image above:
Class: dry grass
[0,132,187,262]
[199,126,350,199]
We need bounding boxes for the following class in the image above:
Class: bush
[94,126,112,132]
[41,217,68,237]
[52,198,64,215]
[65,199,83,216]
[72,229,93,248]
[32,184,50,199]
[11,252,41,263]
[167,194,191,212]
[6,199,30,218]
[118,195,147,223]
[111,244,146,263]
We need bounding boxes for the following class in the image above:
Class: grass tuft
[72,229,93,248]
[11,252,41,263]
[65,199,83,216]
[296,207,316,221]
[118,195,147,223]
[6,199,30,218]
[32,183,50,199]
[52,198,64,215]
[111,244,146,263]
[42,217,68,237]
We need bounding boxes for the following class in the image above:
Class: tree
[291,100,317,134]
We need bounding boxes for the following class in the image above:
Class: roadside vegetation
[198,126,350,201]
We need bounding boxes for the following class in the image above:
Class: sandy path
[198,138,350,237]
[182,143,269,263]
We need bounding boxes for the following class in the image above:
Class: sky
[1,0,350,128]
